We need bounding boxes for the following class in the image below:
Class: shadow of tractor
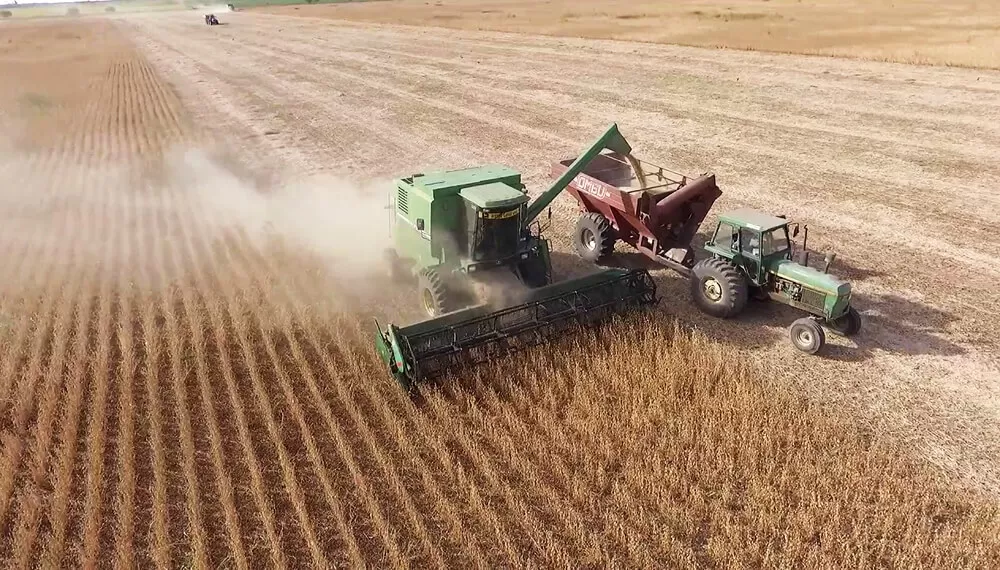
[547,239,964,362]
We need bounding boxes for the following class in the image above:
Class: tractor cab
[692,207,861,354]
[704,208,794,286]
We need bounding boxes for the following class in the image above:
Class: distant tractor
[691,208,861,354]
[205,14,219,25]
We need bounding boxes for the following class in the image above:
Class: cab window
[739,228,759,256]
[714,222,739,250]
[759,228,789,256]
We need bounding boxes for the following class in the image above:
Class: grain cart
[691,208,861,354]
[552,151,722,274]
[553,141,860,355]
[375,124,659,391]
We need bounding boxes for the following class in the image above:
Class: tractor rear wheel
[417,268,452,317]
[789,318,825,354]
[690,258,748,318]
[573,212,616,263]
[828,306,862,336]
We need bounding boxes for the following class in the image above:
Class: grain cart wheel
[573,212,616,263]
[690,258,748,318]
[417,268,452,317]
[789,318,825,354]
[828,306,862,337]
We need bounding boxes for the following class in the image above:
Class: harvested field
[1,9,1000,569]
[258,0,1000,69]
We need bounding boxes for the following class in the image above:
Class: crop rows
[0,17,998,570]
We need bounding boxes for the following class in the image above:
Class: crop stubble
[1,11,999,570]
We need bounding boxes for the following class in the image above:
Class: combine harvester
[375,124,663,391]
[554,143,862,354]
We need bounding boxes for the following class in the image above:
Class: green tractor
[690,208,862,354]
[384,123,636,317]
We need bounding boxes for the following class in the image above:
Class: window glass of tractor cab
[760,228,789,256]
[714,222,739,250]
[739,228,759,256]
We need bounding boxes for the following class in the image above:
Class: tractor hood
[773,260,851,296]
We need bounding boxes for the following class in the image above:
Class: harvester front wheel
[690,258,748,318]
[573,213,616,263]
[418,268,452,317]
[517,254,550,288]
[790,318,825,354]
[827,306,862,337]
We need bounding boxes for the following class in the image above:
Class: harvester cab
[385,165,549,316]
[691,208,861,354]
[375,124,660,392]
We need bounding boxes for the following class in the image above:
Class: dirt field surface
[1,9,1000,568]
[258,0,1000,69]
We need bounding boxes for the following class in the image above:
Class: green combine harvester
[375,124,659,391]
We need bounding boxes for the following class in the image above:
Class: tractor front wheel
[417,268,452,317]
[828,306,862,336]
[573,212,616,263]
[690,258,748,318]
[790,318,825,354]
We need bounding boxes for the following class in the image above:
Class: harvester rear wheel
[690,258,748,318]
[573,212,616,263]
[418,268,452,317]
[790,318,825,354]
[828,306,862,336]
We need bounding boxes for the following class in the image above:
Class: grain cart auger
[375,124,660,391]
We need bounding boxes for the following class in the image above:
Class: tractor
[205,14,219,25]
[690,208,861,354]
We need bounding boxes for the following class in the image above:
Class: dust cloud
[166,146,395,286]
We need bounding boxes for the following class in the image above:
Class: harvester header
[375,267,657,391]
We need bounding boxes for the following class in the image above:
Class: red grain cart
[552,152,722,275]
